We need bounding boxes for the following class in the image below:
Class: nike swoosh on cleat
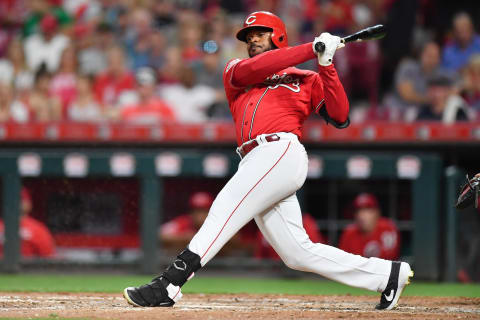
[384,289,395,302]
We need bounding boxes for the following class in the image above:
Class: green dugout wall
[0,149,442,279]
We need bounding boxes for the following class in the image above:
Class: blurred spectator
[192,51,230,119]
[63,0,102,24]
[29,65,62,121]
[0,83,13,121]
[10,73,34,123]
[333,1,380,111]
[22,0,72,37]
[75,24,108,76]
[461,54,480,111]
[442,12,480,72]
[119,67,175,124]
[148,30,167,70]
[416,74,470,123]
[10,73,35,122]
[159,66,217,123]
[24,14,70,73]
[0,38,32,86]
[339,193,400,260]
[158,46,183,84]
[0,0,28,44]
[125,8,155,70]
[50,45,77,111]
[152,0,177,29]
[255,213,326,260]
[68,75,102,122]
[93,45,135,108]
[179,20,203,63]
[104,4,130,42]
[219,16,249,63]
[321,0,353,35]
[0,187,56,258]
[380,0,418,95]
[385,42,453,119]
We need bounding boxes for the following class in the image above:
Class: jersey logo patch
[264,73,300,92]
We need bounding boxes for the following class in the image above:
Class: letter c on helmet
[245,15,256,25]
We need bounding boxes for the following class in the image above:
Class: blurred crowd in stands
[0,0,479,124]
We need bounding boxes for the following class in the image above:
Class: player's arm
[229,43,316,87]
[313,33,350,128]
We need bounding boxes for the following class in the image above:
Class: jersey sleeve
[317,64,349,123]
[310,73,325,114]
[223,58,245,102]
[33,223,55,258]
[160,220,182,237]
[225,42,317,92]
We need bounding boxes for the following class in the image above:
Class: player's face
[355,208,379,234]
[246,29,274,57]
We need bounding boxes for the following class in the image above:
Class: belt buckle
[237,140,251,159]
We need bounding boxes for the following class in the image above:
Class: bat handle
[314,39,345,54]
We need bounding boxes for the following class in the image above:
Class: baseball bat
[314,24,386,53]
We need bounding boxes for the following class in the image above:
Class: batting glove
[313,32,345,66]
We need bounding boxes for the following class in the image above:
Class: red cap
[189,192,213,210]
[40,14,59,34]
[353,193,379,210]
[236,11,288,48]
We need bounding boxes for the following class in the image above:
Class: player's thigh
[209,140,306,222]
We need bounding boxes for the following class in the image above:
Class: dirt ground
[0,292,479,320]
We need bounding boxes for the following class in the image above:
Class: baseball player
[339,193,400,260]
[124,11,413,310]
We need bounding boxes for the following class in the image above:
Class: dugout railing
[0,148,442,280]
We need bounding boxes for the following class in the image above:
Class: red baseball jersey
[160,214,197,237]
[338,217,400,260]
[0,216,55,258]
[223,42,349,146]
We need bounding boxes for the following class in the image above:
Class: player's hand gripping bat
[314,24,386,53]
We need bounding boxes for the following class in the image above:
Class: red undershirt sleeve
[317,64,350,123]
[231,42,316,87]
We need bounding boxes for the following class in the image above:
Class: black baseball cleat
[376,261,414,310]
[123,276,182,307]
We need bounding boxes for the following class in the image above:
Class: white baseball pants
[188,132,391,292]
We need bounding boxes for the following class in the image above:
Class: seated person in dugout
[0,187,55,258]
[339,193,400,261]
[159,191,254,256]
